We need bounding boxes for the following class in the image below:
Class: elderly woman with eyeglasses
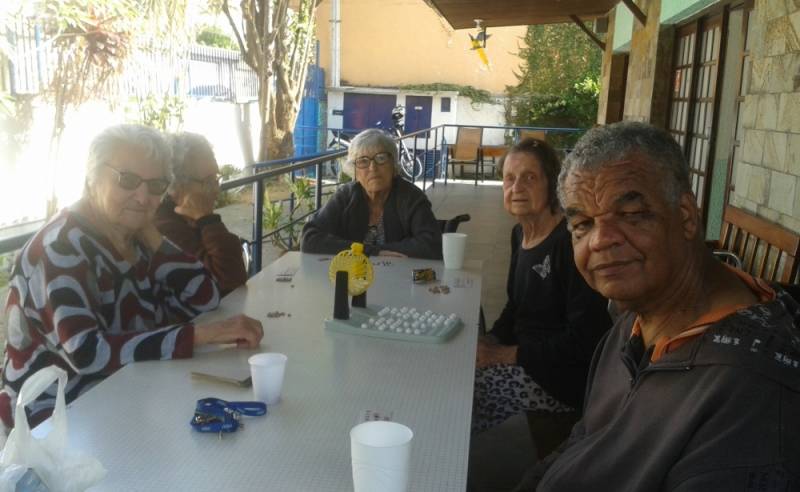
[301,129,441,259]
[154,132,247,294]
[0,124,263,430]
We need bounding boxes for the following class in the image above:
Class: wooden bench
[712,205,800,284]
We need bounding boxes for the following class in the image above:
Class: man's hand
[174,189,216,221]
[377,250,407,258]
[194,314,264,348]
[476,336,517,368]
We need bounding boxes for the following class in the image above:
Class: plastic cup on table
[248,353,287,405]
[442,232,467,269]
[350,421,413,492]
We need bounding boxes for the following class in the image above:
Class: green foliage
[196,24,236,50]
[0,252,12,290]
[507,23,601,131]
[133,93,185,132]
[261,176,315,251]
[398,83,493,106]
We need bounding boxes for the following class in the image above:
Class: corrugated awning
[425,0,621,29]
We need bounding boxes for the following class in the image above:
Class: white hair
[343,129,400,177]
[167,132,215,193]
[84,124,171,195]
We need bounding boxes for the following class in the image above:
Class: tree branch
[222,0,247,58]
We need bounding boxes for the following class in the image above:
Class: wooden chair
[712,205,800,283]
[447,127,482,183]
[518,129,547,142]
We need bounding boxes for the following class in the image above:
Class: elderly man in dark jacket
[517,122,800,491]
[301,129,441,259]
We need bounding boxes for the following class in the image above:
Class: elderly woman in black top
[301,129,441,258]
[472,139,611,440]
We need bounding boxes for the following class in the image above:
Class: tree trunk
[235,103,255,169]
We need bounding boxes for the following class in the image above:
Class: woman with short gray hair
[155,131,247,294]
[0,124,263,431]
[301,128,441,258]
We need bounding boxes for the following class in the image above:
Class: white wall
[1,100,260,228]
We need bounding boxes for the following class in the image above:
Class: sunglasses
[104,164,169,195]
[352,152,392,169]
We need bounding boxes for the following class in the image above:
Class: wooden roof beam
[621,0,647,25]
[570,15,605,50]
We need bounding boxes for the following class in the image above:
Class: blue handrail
[0,123,587,271]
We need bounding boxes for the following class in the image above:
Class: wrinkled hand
[476,336,517,368]
[174,189,216,221]
[194,314,264,348]
[136,223,163,253]
[377,250,407,258]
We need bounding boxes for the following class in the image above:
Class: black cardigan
[300,177,442,259]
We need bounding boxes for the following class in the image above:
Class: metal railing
[0,124,587,273]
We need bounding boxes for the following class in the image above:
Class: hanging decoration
[469,19,491,69]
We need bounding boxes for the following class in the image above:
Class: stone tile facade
[733,0,800,233]
[621,0,674,125]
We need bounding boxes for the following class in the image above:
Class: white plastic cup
[248,353,287,405]
[351,421,413,492]
[442,232,467,270]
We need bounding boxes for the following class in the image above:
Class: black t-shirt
[490,219,612,408]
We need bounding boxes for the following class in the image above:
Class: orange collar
[630,267,775,362]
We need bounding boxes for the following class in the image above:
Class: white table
[61,252,482,491]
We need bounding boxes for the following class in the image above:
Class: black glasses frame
[104,164,169,195]
[352,152,393,169]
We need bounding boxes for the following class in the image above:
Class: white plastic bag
[0,366,106,492]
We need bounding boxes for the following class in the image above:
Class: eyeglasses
[352,152,392,169]
[104,164,169,195]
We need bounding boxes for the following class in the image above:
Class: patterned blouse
[0,209,220,428]
[363,216,386,249]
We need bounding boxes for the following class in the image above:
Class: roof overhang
[425,0,621,29]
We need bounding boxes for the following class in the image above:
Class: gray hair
[343,129,399,177]
[167,132,215,193]
[84,124,171,195]
[558,121,691,207]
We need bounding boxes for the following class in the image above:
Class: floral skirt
[472,364,573,434]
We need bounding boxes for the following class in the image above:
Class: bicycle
[326,106,425,181]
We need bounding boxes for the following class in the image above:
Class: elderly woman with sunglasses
[154,132,247,294]
[0,124,263,430]
[301,129,441,258]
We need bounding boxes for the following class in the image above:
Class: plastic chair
[438,214,471,233]
[447,128,482,182]
[241,238,253,276]
[518,129,547,142]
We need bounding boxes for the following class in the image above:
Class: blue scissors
[190,398,267,434]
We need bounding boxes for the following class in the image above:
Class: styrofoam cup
[248,353,287,405]
[442,233,467,270]
[351,421,413,492]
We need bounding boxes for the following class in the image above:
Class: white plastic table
[60,252,482,491]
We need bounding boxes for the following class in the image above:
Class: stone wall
[622,0,675,126]
[598,8,630,125]
[730,0,800,233]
